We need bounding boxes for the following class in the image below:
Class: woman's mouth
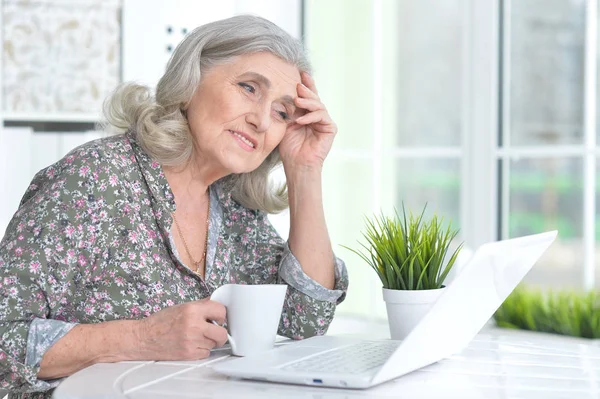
[229,130,256,151]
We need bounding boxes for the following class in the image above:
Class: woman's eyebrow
[238,71,297,110]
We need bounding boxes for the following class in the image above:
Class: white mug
[210,284,287,356]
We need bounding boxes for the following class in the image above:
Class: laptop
[212,231,558,389]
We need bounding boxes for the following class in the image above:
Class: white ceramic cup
[210,284,287,357]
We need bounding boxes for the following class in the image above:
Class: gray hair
[102,14,312,213]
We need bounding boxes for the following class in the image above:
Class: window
[306,0,600,318]
[501,0,595,289]
[305,0,470,317]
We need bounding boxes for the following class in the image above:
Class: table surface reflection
[53,328,600,399]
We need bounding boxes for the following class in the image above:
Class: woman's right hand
[134,299,228,361]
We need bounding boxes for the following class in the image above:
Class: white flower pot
[382,287,446,340]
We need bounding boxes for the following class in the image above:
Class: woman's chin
[222,160,261,176]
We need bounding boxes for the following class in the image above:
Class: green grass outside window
[494,286,600,339]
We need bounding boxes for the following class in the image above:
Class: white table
[53,326,600,399]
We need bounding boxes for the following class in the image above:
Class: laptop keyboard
[282,340,401,375]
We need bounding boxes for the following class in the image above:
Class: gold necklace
[172,194,210,276]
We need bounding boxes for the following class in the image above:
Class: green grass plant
[344,205,462,290]
[494,286,600,339]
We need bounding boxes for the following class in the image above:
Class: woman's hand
[135,300,228,360]
[278,72,337,171]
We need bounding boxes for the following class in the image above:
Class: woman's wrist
[37,319,144,380]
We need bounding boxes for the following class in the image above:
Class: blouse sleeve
[253,212,349,340]
[0,160,91,393]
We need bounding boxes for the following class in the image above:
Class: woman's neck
[163,160,216,205]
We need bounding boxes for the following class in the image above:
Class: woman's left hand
[278,72,337,171]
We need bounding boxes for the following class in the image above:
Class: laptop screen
[373,231,557,385]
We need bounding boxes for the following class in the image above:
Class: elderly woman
[0,15,348,398]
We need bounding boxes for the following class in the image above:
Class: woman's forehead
[221,53,301,86]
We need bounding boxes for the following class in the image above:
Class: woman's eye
[277,111,290,121]
[239,83,255,94]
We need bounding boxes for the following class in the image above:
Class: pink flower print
[115,277,125,287]
[241,235,249,245]
[166,299,174,306]
[8,287,18,297]
[128,252,136,260]
[78,165,91,177]
[295,304,303,312]
[65,226,75,239]
[317,318,326,327]
[56,243,64,252]
[29,261,41,274]
[153,253,161,262]
[27,219,35,227]
[84,305,94,315]
[14,247,23,257]
[75,198,85,208]
[103,303,113,312]
[128,231,138,244]
[17,234,24,241]
[77,254,87,266]
[109,175,119,186]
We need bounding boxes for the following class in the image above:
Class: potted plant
[345,205,463,339]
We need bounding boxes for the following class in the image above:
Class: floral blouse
[0,132,348,398]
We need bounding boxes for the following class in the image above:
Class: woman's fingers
[205,321,229,347]
[201,300,227,325]
[301,71,319,95]
[297,82,319,101]
[295,110,333,127]
[294,97,323,112]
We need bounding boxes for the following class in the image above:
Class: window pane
[305,0,374,150]
[509,0,585,146]
[393,158,461,233]
[508,158,583,288]
[390,0,465,147]
[323,158,378,316]
[596,159,600,287]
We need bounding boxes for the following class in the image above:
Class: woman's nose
[245,103,271,133]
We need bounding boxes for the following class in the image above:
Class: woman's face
[185,52,301,175]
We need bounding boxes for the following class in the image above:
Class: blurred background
[0,0,598,320]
